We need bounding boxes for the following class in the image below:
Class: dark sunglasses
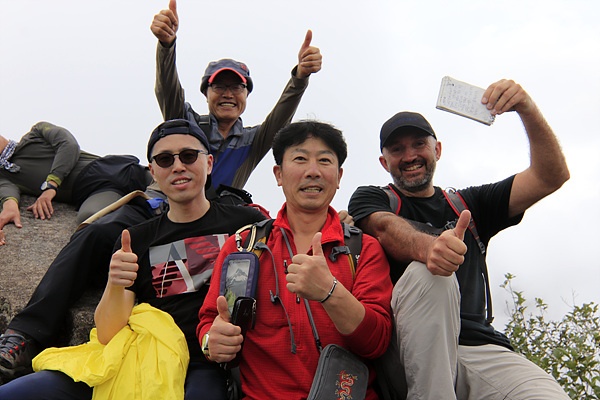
[152,149,208,168]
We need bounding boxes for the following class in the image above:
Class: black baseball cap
[147,119,210,162]
[200,58,253,95]
[380,111,437,150]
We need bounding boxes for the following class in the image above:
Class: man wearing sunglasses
[151,0,322,195]
[0,0,321,383]
[0,119,267,399]
[0,1,321,381]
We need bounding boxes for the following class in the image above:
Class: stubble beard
[393,162,436,194]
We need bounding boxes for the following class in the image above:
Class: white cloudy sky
[1,0,598,329]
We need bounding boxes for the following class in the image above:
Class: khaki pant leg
[380,261,461,400]
[76,190,123,224]
[456,344,570,400]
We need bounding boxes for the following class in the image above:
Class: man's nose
[171,154,187,170]
[304,160,322,178]
[222,87,235,96]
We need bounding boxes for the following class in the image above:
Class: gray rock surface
[0,195,100,347]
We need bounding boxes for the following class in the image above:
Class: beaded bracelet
[319,277,338,303]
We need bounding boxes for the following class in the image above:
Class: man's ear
[149,163,156,180]
[379,155,391,173]
[206,154,214,174]
[435,140,442,161]
[337,167,343,189]
[273,165,283,187]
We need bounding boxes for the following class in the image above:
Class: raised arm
[295,29,322,79]
[151,0,186,120]
[481,79,570,217]
[150,0,178,46]
[94,230,137,344]
[231,30,322,188]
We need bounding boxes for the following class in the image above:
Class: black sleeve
[348,185,395,225]
[459,175,523,243]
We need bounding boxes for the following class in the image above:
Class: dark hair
[272,120,347,167]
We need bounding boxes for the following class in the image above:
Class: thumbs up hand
[296,29,322,79]
[216,295,233,324]
[206,296,243,363]
[108,230,139,287]
[426,210,470,276]
[451,210,470,242]
[151,0,179,45]
[286,232,334,301]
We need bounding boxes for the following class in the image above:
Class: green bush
[502,273,600,399]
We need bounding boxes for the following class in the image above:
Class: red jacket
[198,205,393,399]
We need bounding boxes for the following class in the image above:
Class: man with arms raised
[151,0,322,193]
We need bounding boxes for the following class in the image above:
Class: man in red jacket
[198,120,393,399]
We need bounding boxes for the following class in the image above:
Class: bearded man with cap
[0,119,267,399]
[348,79,571,399]
[151,0,322,195]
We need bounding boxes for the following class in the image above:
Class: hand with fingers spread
[26,189,56,220]
[205,296,244,363]
[295,30,322,79]
[481,79,534,116]
[286,232,335,301]
[0,200,22,245]
[151,0,179,45]
[108,230,139,288]
[426,210,470,276]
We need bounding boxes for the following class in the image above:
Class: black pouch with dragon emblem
[307,344,368,400]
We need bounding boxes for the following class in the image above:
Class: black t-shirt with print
[349,176,523,349]
[124,202,266,361]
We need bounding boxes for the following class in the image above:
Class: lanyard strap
[281,228,323,353]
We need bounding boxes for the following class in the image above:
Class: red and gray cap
[200,58,253,95]
[379,111,437,150]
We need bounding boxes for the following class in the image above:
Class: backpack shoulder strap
[189,112,212,137]
[344,223,362,278]
[328,222,363,279]
[382,185,443,235]
[236,219,275,258]
[442,188,486,255]
[381,184,401,214]
[443,188,494,324]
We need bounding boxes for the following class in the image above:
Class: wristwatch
[40,181,58,191]
[201,332,210,359]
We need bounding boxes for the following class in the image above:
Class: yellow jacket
[32,303,190,400]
